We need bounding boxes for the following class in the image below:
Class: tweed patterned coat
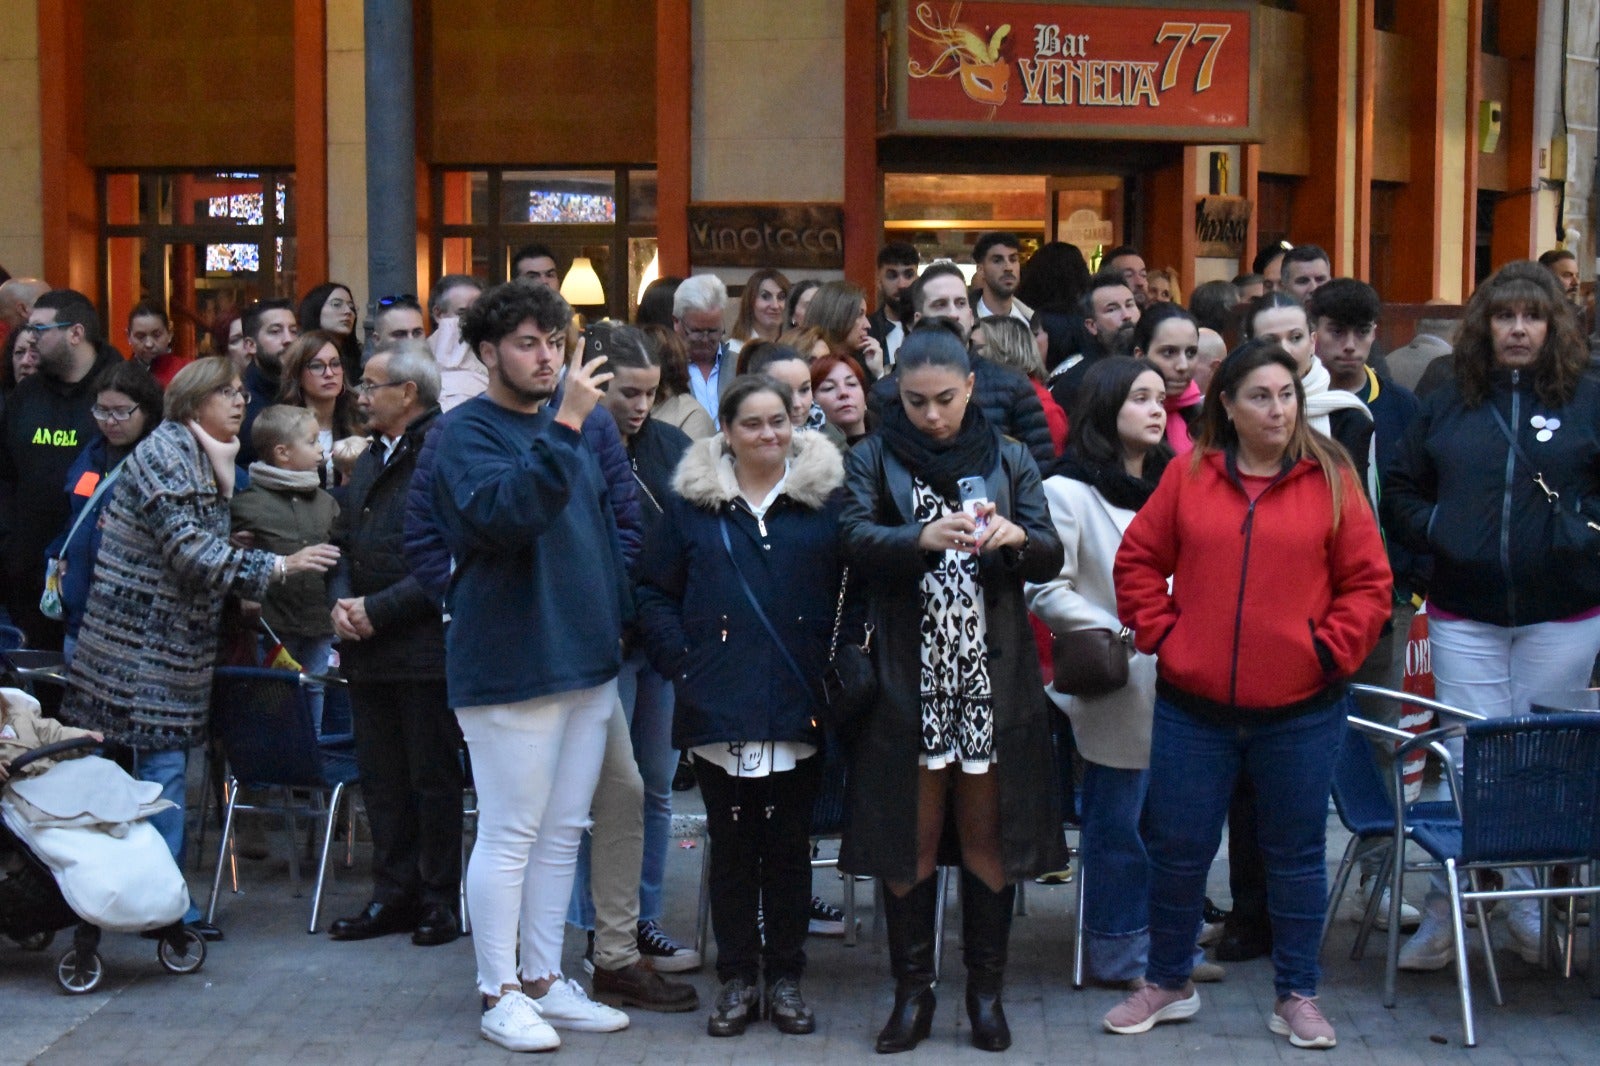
[62,421,276,750]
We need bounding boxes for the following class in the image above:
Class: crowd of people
[0,232,1596,1055]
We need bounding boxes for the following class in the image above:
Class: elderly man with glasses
[672,275,737,421]
[0,289,122,649]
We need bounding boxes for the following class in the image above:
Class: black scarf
[878,398,999,499]
[1050,450,1167,512]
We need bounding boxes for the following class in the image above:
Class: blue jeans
[1080,761,1150,983]
[132,747,200,924]
[1144,694,1347,999]
[568,650,679,929]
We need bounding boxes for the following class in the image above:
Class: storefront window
[884,173,1048,274]
[101,170,297,360]
[431,166,657,320]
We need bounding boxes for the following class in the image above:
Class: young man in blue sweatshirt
[430,281,633,1052]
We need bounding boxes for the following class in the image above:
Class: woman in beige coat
[1026,356,1170,986]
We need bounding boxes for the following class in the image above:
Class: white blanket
[2,757,188,931]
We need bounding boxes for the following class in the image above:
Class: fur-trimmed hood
[671,428,845,510]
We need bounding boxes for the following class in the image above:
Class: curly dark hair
[460,281,572,355]
[1453,260,1588,409]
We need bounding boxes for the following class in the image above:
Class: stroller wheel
[156,929,206,974]
[56,947,104,994]
[15,930,55,952]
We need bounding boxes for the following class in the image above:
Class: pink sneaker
[1269,993,1337,1049]
[1102,982,1200,1034]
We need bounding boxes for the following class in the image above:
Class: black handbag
[1487,404,1600,558]
[820,567,878,728]
[1051,626,1132,698]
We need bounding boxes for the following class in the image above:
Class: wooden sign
[687,204,845,270]
[1194,195,1252,257]
[879,0,1258,141]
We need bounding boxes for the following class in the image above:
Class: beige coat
[1026,476,1158,770]
[1,688,97,777]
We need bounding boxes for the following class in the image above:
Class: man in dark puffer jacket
[867,264,1054,468]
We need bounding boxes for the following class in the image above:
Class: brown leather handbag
[1051,626,1133,698]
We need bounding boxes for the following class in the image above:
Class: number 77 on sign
[1154,22,1232,94]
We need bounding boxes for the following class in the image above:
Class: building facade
[1,0,1593,354]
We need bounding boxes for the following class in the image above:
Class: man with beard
[866,262,1054,467]
[868,242,919,369]
[971,232,1031,324]
[0,289,120,648]
[1048,271,1141,414]
[237,298,301,465]
[1538,248,1581,305]
[1104,245,1150,308]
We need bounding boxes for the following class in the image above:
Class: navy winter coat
[634,431,846,750]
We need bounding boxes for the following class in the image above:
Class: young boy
[231,405,341,731]
[1,688,101,782]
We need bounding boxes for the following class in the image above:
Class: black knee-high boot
[960,868,1014,1052]
[875,876,938,1054]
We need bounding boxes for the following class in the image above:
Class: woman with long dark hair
[1131,304,1203,456]
[1026,356,1170,987]
[1015,241,1092,371]
[840,328,1064,1054]
[278,329,363,484]
[1106,342,1390,1049]
[803,281,884,380]
[298,282,363,379]
[1385,260,1600,970]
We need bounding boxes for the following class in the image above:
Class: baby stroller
[1,737,206,993]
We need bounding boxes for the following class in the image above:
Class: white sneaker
[534,976,631,1032]
[1506,904,1542,965]
[1397,907,1455,972]
[1354,878,1421,931]
[481,989,560,1052]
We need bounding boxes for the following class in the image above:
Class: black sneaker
[707,977,759,1037]
[637,919,702,973]
[767,977,816,1035]
[808,897,847,937]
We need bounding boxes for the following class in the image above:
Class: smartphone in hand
[956,475,990,536]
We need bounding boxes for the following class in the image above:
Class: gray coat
[1026,476,1157,770]
[63,421,276,750]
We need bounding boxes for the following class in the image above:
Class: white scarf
[1300,357,1371,436]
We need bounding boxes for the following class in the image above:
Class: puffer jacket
[634,431,845,750]
[1115,449,1392,721]
[330,406,445,680]
[1383,368,1600,626]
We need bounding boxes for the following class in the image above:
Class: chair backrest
[1330,718,1397,837]
[210,666,336,790]
[1458,713,1600,864]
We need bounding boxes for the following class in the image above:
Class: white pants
[1425,613,1600,902]
[457,680,616,995]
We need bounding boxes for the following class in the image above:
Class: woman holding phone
[839,327,1063,1054]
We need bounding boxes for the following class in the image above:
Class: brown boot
[591,958,699,1013]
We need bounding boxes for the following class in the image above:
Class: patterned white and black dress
[911,477,994,773]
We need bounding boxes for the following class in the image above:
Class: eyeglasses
[22,322,73,336]
[213,385,246,401]
[683,327,724,341]
[354,380,406,396]
[305,360,343,376]
[91,405,138,423]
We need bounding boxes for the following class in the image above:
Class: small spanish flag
[259,621,302,673]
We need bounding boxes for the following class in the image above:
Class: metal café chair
[1382,710,1600,1047]
[204,666,360,934]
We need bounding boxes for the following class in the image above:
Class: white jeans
[457,681,616,995]
[1424,613,1600,904]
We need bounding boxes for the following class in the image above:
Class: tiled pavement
[7,795,1600,1065]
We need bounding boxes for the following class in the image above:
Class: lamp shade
[560,256,605,305]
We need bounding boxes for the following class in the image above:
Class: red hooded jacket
[1114,450,1391,719]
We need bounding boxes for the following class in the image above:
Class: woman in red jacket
[1105,342,1391,1051]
